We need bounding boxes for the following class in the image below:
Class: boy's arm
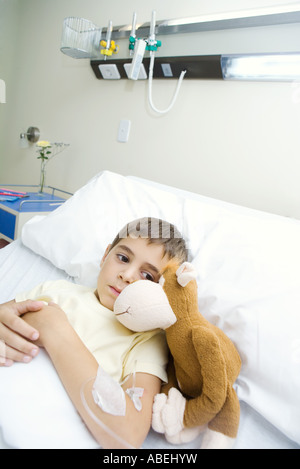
[0,300,43,366]
[23,303,161,449]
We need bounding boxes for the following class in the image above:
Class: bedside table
[0,190,68,242]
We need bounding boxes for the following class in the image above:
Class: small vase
[39,160,47,193]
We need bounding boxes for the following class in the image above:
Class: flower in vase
[36,140,52,160]
[35,140,69,193]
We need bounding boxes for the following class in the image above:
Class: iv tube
[80,377,136,449]
[148,51,186,114]
[147,10,186,115]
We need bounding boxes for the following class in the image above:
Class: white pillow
[19,171,300,445]
[22,171,186,287]
[184,197,300,445]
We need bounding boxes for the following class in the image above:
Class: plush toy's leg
[166,425,206,445]
[152,388,205,444]
[201,428,235,450]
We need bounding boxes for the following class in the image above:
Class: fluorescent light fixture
[164,4,300,27]
[221,53,300,81]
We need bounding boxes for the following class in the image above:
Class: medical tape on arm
[92,364,144,415]
[80,375,135,449]
[79,365,145,449]
[92,366,127,416]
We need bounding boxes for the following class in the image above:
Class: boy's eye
[117,254,129,263]
[141,271,154,282]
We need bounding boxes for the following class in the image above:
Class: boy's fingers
[0,323,39,356]
[0,341,39,365]
[7,300,43,340]
[1,312,39,341]
[13,300,45,316]
[0,300,42,366]
[0,359,14,368]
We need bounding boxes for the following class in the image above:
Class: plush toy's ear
[176,262,197,287]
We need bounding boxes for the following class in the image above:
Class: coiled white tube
[148,51,186,114]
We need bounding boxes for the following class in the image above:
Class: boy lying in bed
[0,217,187,449]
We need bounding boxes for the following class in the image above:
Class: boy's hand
[0,300,43,367]
[22,302,69,347]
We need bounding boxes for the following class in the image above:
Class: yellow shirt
[16,280,168,383]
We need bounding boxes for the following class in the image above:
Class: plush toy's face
[113,280,177,332]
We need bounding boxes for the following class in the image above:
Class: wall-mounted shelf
[91,56,223,80]
[91,52,300,82]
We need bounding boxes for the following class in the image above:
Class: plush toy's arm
[153,326,228,438]
[183,326,227,428]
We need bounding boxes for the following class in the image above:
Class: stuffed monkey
[114,261,241,449]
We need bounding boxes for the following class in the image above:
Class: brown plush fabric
[161,261,241,438]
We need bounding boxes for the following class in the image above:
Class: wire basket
[60,17,102,59]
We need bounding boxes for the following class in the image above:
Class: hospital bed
[0,171,299,450]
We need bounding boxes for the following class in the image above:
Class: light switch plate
[117,119,131,142]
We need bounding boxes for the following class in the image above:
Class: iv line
[129,11,186,114]
[147,10,186,115]
[80,377,137,449]
[148,52,186,114]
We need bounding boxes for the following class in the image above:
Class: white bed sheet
[0,240,299,450]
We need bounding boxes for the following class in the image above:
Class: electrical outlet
[161,63,173,77]
[117,120,131,143]
[98,64,121,79]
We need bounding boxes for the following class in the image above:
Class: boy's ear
[100,244,112,266]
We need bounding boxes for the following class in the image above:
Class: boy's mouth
[109,286,122,296]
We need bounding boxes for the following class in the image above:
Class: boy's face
[96,237,169,310]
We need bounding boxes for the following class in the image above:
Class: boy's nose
[119,267,137,284]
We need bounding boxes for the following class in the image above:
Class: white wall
[1,0,300,219]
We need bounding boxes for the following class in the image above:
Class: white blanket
[1,171,299,449]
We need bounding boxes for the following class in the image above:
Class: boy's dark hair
[109,217,188,264]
